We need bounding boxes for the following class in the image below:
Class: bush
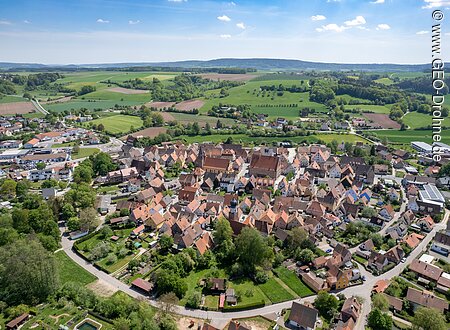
[105,253,117,265]
[254,271,269,284]
[185,291,202,309]
[222,300,265,312]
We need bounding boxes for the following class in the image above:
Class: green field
[169,112,237,126]
[45,99,143,112]
[55,251,97,286]
[86,114,143,134]
[82,89,152,103]
[274,267,314,297]
[403,111,450,129]
[346,104,392,114]
[200,81,327,116]
[368,129,450,145]
[72,147,100,160]
[0,95,28,103]
[176,133,369,145]
[374,77,395,85]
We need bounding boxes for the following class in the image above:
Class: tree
[0,239,59,305]
[0,179,17,199]
[36,162,46,170]
[372,293,389,311]
[314,291,339,320]
[15,180,31,200]
[79,207,99,231]
[158,292,180,314]
[185,291,202,309]
[287,227,308,252]
[367,308,393,330]
[154,270,187,299]
[213,217,235,263]
[412,307,447,330]
[73,162,93,184]
[296,248,315,264]
[61,203,76,221]
[159,234,174,252]
[361,206,377,218]
[235,227,273,273]
[91,152,117,176]
[67,217,80,231]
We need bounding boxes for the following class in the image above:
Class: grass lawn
[229,277,271,306]
[72,147,99,159]
[204,295,219,310]
[257,277,295,304]
[97,184,120,194]
[274,267,314,297]
[55,251,97,286]
[352,254,368,265]
[45,99,142,112]
[52,141,78,148]
[89,114,143,134]
[179,268,226,306]
[96,253,136,274]
[0,95,28,103]
[374,77,395,85]
[346,104,392,114]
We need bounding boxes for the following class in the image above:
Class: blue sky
[0,0,448,64]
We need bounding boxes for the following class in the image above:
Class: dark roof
[203,156,230,170]
[289,302,318,328]
[435,232,450,247]
[250,154,279,171]
[409,259,442,281]
[406,287,449,312]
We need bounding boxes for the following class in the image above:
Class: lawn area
[0,95,28,103]
[352,254,368,265]
[403,111,450,129]
[179,268,226,307]
[346,104,392,114]
[374,77,395,85]
[96,253,136,274]
[52,141,78,148]
[257,277,295,304]
[89,114,143,134]
[72,147,99,159]
[169,112,237,126]
[45,99,143,112]
[273,267,314,297]
[82,89,152,103]
[229,278,271,306]
[55,251,97,286]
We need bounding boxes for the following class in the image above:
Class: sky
[0,0,448,64]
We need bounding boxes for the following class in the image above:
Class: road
[31,98,49,115]
[60,207,448,330]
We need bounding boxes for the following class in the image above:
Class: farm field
[363,113,401,129]
[81,89,152,103]
[0,101,37,114]
[72,147,100,159]
[403,111,450,129]
[346,104,392,114]
[45,99,142,112]
[0,95,28,103]
[197,73,260,81]
[127,127,167,138]
[200,81,327,114]
[176,133,369,145]
[89,114,143,134]
[367,129,450,145]
[169,112,237,126]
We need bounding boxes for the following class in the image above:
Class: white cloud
[129,20,141,25]
[220,34,232,38]
[316,23,347,33]
[416,30,429,34]
[311,15,326,21]
[344,15,366,26]
[376,23,391,30]
[229,1,236,5]
[422,0,450,9]
[371,0,385,4]
[217,15,231,22]
[96,18,109,23]
[0,20,12,25]
[236,22,246,29]
[168,0,187,2]
[23,20,31,24]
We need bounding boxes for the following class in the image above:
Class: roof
[203,156,230,171]
[289,302,318,329]
[435,232,450,247]
[409,259,443,281]
[406,287,449,312]
[250,154,279,171]
[131,278,153,292]
[373,279,390,293]
[6,313,28,328]
[382,293,403,311]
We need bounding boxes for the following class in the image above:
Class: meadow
[89,114,143,134]
[367,129,450,145]
[402,111,450,129]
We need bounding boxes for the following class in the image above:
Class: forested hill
[0,58,434,72]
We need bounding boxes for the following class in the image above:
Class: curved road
[60,210,448,330]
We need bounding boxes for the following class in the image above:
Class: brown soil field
[174,99,205,111]
[126,127,168,139]
[86,279,118,298]
[160,112,175,121]
[198,73,259,81]
[364,113,401,129]
[146,101,175,109]
[0,101,37,114]
[108,87,150,94]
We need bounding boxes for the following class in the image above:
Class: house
[403,233,424,249]
[208,278,226,295]
[227,321,251,330]
[372,279,390,294]
[382,294,403,312]
[385,245,405,264]
[24,138,39,149]
[339,297,361,325]
[202,157,232,174]
[406,287,449,312]
[249,154,281,179]
[287,302,319,330]
[379,205,395,221]
[42,187,57,199]
[387,188,400,201]
[97,195,111,215]
[431,232,450,257]
[417,215,434,232]
[359,238,375,252]
[409,259,443,282]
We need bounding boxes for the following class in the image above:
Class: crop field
[107,87,150,94]
[363,113,401,129]
[168,112,237,127]
[81,89,152,103]
[89,114,143,134]
[0,101,37,114]
[403,112,450,129]
[127,127,167,138]
[368,129,450,145]
[374,77,395,85]
[197,73,260,81]
[44,99,142,112]
[0,95,28,103]
[200,81,327,115]
[346,104,392,114]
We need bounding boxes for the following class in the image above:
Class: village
[0,110,449,330]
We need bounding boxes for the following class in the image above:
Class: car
[362,275,366,281]
[326,248,333,254]
[401,257,407,263]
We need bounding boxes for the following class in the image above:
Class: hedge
[222,300,265,312]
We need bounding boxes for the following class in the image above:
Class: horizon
[0,0,448,64]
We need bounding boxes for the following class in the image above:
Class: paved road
[60,208,448,330]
